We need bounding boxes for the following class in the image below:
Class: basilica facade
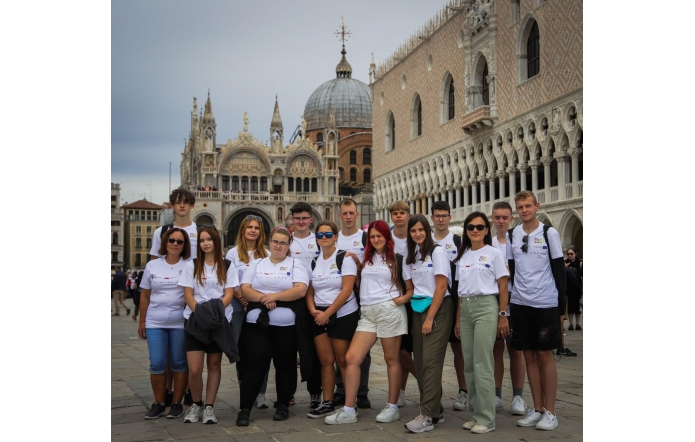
[371,0,583,252]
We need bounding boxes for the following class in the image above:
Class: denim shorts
[146,328,188,374]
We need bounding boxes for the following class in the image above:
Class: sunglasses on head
[466,224,486,231]
[246,215,262,222]
[521,235,529,253]
[197,224,216,231]
[167,238,185,246]
[316,232,335,239]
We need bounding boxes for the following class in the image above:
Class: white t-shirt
[241,257,309,326]
[432,231,460,262]
[506,223,563,308]
[177,260,240,322]
[456,245,509,297]
[310,250,359,317]
[402,245,451,298]
[391,232,408,256]
[225,247,270,286]
[337,230,366,262]
[151,223,198,259]
[290,233,320,280]
[140,257,189,329]
[360,254,402,306]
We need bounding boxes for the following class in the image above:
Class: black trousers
[239,322,298,410]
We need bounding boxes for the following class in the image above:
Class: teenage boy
[490,201,527,415]
[149,187,197,407]
[507,191,566,431]
[389,201,414,407]
[430,201,468,411]
[334,198,371,409]
[151,188,198,260]
[289,202,321,407]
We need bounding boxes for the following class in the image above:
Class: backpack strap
[361,231,368,249]
[335,250,347,272]
[160,224,174,239]
[543,224,552,260]
[507,228,515,285]
[311,257,317,271]
[453,233,461,249]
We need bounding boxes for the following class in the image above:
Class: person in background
[564,248,582,330]
[112,266,130,317]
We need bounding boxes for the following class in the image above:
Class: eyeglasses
[433,214,450,220]
[292,216,311,222]
[246,215,262,222]
[197,224,216,231]
[167,238,185,246]
[466,224,486,231]
[521,235,529,253]
[270,239,289,247]
[316,232,335,239]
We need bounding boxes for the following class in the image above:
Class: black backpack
[311,250,361,304]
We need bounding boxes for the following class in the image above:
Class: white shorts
[356,299,408,338]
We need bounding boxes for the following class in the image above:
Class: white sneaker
[202,406,217,424]
[495,396,503,410]
[183,403,203,423]
[453,391,468,410]
[471,424,495,434]
[376,405,400,423]
[510,395,527,415]
[535,408,558,431]
[404,413,433,433]
[324,407,358,425]
[254,393,269,409]
[517,409,543,427]
[462,419,476,430]
[396,390,406,407]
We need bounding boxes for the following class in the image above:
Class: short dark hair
[170,187,195,205]
[431,200,451,214]
[158,227,192,259]
[492,201,513,213]
[340,198,357,208]
[290,202,312,215]
[453,211,492,264]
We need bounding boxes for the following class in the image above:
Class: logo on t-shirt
[478,256,488,262]
[353,241,361,246]
[330,263,337,269]
[308,244,316,249]
[534,238,544,244]
[446,244,454,249]
[280,267,288,271]
[190,233,195,237]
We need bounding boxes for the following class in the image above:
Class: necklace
[165,256,179,268]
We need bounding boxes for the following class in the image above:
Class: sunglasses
[316,232,335,239]
[246,215,262,222]
[197,224,217,231]
[168,238,185,246]
[521,235,529,253]
[466,224,486,231]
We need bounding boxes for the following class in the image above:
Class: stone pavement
[112,310,583,441]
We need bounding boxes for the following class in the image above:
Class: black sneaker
[273,404,289,421]
[144,402,166,420]
[562,346,577,356]
[356,395,371,409]
[575,324,582,331]
[165,391,173,407]
[333,393,345,406]
[183,389,193,406]
[307,401,334,418]
[167,402,184,419]
[309,394,321,409]
[568,324,574,331]
[236,408,250,426]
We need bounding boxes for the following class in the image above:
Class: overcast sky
[112,0,450,205]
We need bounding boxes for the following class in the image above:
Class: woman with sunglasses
[137,227,192,420]
[402,214,452,433]
[453,212,509,434]
[305,221,360,419]
[326,220,410,425]
[236,226,310,426]
[178,226,239,424]
[225,215,271,408]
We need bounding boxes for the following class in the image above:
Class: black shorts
[184,318,231,354]
[448,295,460,343]
[509,304,561,351]
[400,302,413,352]
[309,309,359,341]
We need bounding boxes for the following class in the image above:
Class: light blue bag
[410,294,432,313]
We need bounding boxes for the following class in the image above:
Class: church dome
[303,46,372,131]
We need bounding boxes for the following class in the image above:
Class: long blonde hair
[235,217,268,264]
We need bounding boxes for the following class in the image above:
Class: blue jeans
[146,328,187,374]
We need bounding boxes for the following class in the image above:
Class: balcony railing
[461,106,493,134]
[193,191,342,203]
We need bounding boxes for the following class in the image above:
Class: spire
[203,89,214,123]
[334,17,353,79]
[270,95,283,129]
[369,52,376,84]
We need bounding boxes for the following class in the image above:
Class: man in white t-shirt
[388,200,413,407]
[430,200,468,412]
[289,202,322,406]
[506,191,566,431]
[151,188,198,260]
[491,201,527,415]
[333,198,371,409]
[148,187,198,407]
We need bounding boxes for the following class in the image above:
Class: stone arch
[193,211,217,226]
[286,150,323,176]
[224,207,274,248]
[558,208,583,249]
[411,92,423,138]
[385,110,396,152]
[472,52,489,108]
[219,147,271,175]
[537,212,552,227]
[440,70,456,123]
[516,13,541,82]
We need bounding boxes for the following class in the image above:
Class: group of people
[119,187,580,433]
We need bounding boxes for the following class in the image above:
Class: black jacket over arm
[184,298,239,363]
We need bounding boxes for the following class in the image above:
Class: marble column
[427,194,434,216]
[455,184,462,210]
[518,164,527,191]
[470,179,478,206]
[541,157,552,192]
[479,176,487,208]
[529,161,539,193]
[463,182,470,208]
[488,173,495,203]
[448,187,455,209]
[497,171,506,200]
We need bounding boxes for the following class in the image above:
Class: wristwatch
[498,311,508,317]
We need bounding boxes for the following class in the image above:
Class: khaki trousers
[113,290,128,314]
[412,297,454,417]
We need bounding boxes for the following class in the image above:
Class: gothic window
[311,178,317,192]
[386,112,396,152]
[474,56,488,108]
[303,178,310,192]
[411,94,422,138]
[364,168,371,183]
[260,177,268,191]
[350,150,357,164]
[518,18,540,82]
[363,148,371,164]
[350,168,357,182]
[232,176,239,191]
[288,178,294,192]
[527,22,540,78]
[482,63,489,106]
[441,73,455,122]
[448,79,455,120]
[295,177,302,192]
[241,176,249,192]
[222,176,229,190]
